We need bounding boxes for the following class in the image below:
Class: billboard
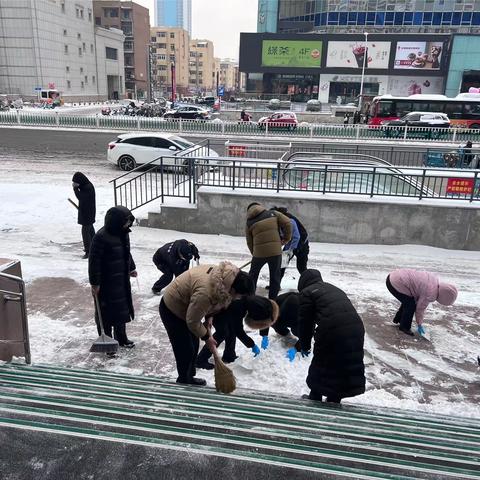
[394,41,444,70]
[326,41,391,69]
[261,40,322,68]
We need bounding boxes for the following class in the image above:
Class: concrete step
[0,363,479,479]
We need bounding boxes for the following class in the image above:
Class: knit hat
[244,296,279,329]
[437,283,458,306]
[178,243,193,260]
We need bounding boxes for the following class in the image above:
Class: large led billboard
[326,41,391,69]
[261,40,322,68]
[394,41,444,70]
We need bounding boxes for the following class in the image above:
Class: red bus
[368,93,480,129]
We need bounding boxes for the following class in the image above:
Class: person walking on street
[386,269,458,337]
[72,172,96,259]
[160,262,254,386]
[152,239,199,295]
[246,202,292,301]
[294,269,365,404]
[343,113,350,126]
[196,295,279,370]
[89,206,137,348]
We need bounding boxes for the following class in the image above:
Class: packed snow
[1,149,479,419]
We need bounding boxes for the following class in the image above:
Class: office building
[261,0,480,34]
[189,40,216,93]
[0,0,124,101]
[94,1,150,99]
[154,0,192,36]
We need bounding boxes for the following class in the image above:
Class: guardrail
[3,110,480,144]
[112,157,480,212]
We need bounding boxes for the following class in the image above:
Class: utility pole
[171,61,176,104]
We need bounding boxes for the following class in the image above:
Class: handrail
[286,151,395,168]
[0,270,31,364]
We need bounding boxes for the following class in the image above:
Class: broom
[90,292,119,354]
[212,346,237,394]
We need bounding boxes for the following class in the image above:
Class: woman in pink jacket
[386,269,458,336]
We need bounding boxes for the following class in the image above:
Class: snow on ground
[1,150,480,419]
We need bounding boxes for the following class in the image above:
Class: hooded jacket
[246,204,292,258]
[298,269,365,399]
[72,172,96,226]
[389,269,458,325]
[88,206,136,326]
[162,261,240,338]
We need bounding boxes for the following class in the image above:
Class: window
[157,43,167,49]
[170,45,175,51]
[77,33,81,40]
[61,1,65,13]
[157,31,166,37]
[81,81,84,89]
[157,54,166,60]
[66,66,70,73]
[158,65,167,71]
[122,9,131,19]
[92,76,96,84]
[152,138,174,149]
[170,32,175,38]
[169,54,175,61]
[95,16,101,25]
[78,47,82,56]
[63,29,67,36]
[67,80,71,89]
[106,47,118,60]
[83,42,86,52]
[64,44,68,54]
[103,8,119,17]
[90,44,94,53]
[80,67,83,73]
[85,75,88,83]
[88,9,92,22]
[122,137,152,147]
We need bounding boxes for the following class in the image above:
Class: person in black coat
[72,172,96,259]
[151,240,200,294]
[89,206,137,348]
[196,295,279,369]
[259,291,300,339]
[296,269,365,404]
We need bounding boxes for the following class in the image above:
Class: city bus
[368,93,480,129]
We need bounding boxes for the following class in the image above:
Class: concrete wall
[147,189,480,251]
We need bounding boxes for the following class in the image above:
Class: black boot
[195,359,214,370]
[119,340,135,348]
[399,326,414,336]
[176,377,207,386]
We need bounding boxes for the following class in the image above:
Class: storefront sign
[394,41,443,70]
[326,41,390,69]
[446,178,474,195]
[261,40,322,68]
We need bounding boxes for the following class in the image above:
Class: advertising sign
[394,41,444,70]
[261,40,322,68]
[446,178,474,195]
[326,41,391,69]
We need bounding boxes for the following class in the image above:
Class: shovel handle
[239,260,251,270]
[68,198,79,209]
[93,292,106,336]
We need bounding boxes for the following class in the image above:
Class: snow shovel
[68,198,79,210]
[90,292,118,354]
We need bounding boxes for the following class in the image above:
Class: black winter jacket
[153,239,199,272]
[89,206,136,327]
[72,172,96,226]
[298,269,365,399]
[260,291,299,337]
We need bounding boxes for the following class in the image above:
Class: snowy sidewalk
[1,168,480,419]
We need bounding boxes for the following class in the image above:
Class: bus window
[444,102,464,119]
[378,100,394,117]
[396,101,413,117]
[463,102,480,119]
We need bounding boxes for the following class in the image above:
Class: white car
[107,133,219,171]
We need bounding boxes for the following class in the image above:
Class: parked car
[163,105,211,120]
[198,96,216,107]
[258,112,298,131]
[383,112,450,138]
[101,106,111,115]
[107,133,218,171]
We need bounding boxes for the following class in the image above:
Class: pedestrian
[343,113,350,126]
[386,269,458,337]
[463,141,474,167]
[293,269,365,404]
[246,201,292,307]
[89,206,137,348]
[72,172,96,259]
[353,110,361,125]
[260,291,300,349]
[151,239,199,295]
[196,295,279,370]
[273,206,310,279]
[160,262,254,386]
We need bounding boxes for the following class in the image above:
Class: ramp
[0,363,479,479]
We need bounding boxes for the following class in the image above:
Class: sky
[135,0,258,59]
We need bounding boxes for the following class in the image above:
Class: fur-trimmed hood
[208,261,240,309]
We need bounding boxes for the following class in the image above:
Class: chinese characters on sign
[326,41,391,69]
[261,40,322,68]
[446,178,474,195]
[394,42,443,70]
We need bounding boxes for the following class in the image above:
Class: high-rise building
[154,0,192,36]
[189,40,216,93]
[0,0,125,101]
[150,27,190,97]
[265,0,480,34]
[93,1,150,99]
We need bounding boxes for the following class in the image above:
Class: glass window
[152,138,174,149]
[394,12,404,23]
[376,12,385,25]
[462,11,473,23]
[378,101,394,116]
[442,12,452,23]
[414,12,422,24]
[444,102,464,119]
[433,12,442,24]
[473,12,480,24]
[385,12,394,24]
[123,137,152,147]
[67,80,71,89]
[423,11,433,23]
[366,12,376,24]
[106,47,118,60]
[404,12,413,24]
[339,12,347,24]
[357,12,366,24]
[396,101,413,117]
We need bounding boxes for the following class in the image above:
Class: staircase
[0,363,479,479]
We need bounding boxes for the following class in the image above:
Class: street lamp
[358,32,368,113]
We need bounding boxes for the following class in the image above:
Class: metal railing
[112,156,480,211]
[3,110,480,145]
[0,271,31,364]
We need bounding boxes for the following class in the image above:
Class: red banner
[446,178,474,195]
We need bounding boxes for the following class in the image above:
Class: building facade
[93,1,150,99]
[266,0,480,34]
[189,40,216,93]
[150,27,190,98]
[154,0,192,35]
[0,0,123,101]
[219,59,239,93]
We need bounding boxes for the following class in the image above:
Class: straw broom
[212,346,236,394]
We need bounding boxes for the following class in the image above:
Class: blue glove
[261,336,269,350]
[251,345,260,357]
[301,350,311,358]
[417,325,426,335]
[286,347,297,362]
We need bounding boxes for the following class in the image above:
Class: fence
[112,156,480,212]
[3,110,480,145]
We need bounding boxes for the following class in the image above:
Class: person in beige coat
[246,202,292,303]
[160,261,254,385]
